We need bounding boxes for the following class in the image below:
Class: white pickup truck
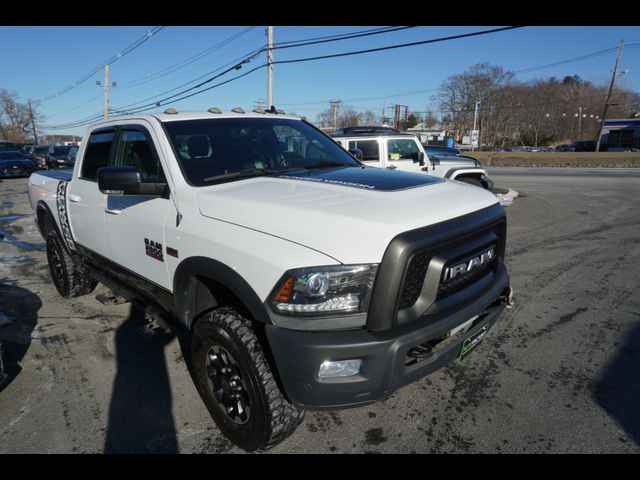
[28,109,512,451]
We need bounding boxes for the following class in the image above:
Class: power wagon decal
[56,181,77,252]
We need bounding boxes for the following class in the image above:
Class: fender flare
[172,256,271,330]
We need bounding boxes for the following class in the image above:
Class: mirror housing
[97,166,168,196]
[348,148,364,161]
[413,151,425,166]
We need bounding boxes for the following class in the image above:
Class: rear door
[104,123,174,290]
[67,128,115,259]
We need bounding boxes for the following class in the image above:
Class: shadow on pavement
[0,283,42,392]
[594,321,640,446]
[104,306,180,453]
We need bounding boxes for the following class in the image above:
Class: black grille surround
[398,219,505,309]
[367,203,507,332]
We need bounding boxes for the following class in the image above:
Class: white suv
[332,131,491,189]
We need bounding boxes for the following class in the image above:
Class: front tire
[46,231,97,298]
[458,176,485,189]
[191,307,305,451]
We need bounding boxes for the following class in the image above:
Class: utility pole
[104,64,109,119]
[596,39,624,152]
[381,101,386,125]
[330,99,341,131]
[27,99,38,145]
[471,100,482,152]
[253,99,266,111]
[97,64,116,119]
[266,26,274,108]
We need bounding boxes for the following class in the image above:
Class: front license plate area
[458,323,489,361]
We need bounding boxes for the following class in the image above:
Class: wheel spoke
[204,345,251,424]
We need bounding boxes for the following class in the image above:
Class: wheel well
[453,172,482,181]
[187,275,255,331]
[36,203,54,237]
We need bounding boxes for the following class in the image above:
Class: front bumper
[265,265,510,409]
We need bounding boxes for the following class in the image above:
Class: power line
[114,26,525,116]
[43,26,524,129]
[112,27,419,111]
[116,27,256,90]
[37,26,166,103]
[271,26,418,50]
[271,27,524,66]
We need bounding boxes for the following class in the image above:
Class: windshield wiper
[202,168,279,184]
[299,161,350,170]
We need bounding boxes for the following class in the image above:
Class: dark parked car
[573,140,596,152]
[421,144,461,158]
[0,151,35,177]
[45,144,75,169]
[32,145,50,169]
[0,141,18,152]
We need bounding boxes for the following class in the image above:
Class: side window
[387,139,420,161]
[348,140,379,161]
[81,131,114,181]
[116,129,165,180]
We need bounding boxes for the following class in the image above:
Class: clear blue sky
[2,26,639,136]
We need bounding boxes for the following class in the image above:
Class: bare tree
[0,88,42,143]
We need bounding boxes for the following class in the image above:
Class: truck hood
[432,155,480,167]
[196,166,498,264]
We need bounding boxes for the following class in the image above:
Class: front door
[347,139,382,168]
[384,138,425,174]
[104,125,173,290]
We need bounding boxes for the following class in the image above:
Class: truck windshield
[164,117,360,186]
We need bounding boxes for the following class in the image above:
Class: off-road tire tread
[195,306,305,451]
[47,231,97,298]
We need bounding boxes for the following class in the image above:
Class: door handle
[386,165,397,170]
[68,194,82,203]
[105,208,122,215]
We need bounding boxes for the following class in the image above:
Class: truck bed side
[28,170,76,251]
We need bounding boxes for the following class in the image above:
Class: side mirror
[413,151,425,166]
[97,166,168,196]
[348,148,363,161]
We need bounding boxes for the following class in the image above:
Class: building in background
[599,118,640,151]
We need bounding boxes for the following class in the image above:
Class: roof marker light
[231,107,245,114]
[208,107,222,114]
[164,108,178,115]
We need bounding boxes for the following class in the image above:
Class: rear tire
[0,342,7,391]
[191,306,305,451]
[46,231,97,298]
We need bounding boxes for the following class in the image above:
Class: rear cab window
[347,139,380,161]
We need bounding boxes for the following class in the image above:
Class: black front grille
[398,219,505,310]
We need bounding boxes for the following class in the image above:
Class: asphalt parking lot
[1,168,639,453]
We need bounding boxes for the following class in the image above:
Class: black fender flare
[36,201,65,245]
[173,256,272,330]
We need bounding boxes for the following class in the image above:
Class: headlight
[269,264,378,317]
